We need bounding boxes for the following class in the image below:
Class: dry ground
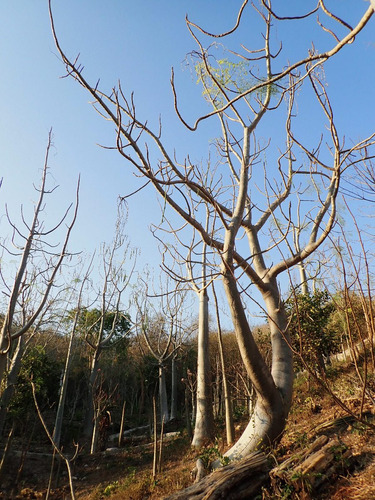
[1,364,375,499]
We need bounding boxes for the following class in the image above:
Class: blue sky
[0,1,374,322]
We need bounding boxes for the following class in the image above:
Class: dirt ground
[1,373,375,499]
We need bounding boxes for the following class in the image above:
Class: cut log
[270,435,352,499]
[164,450,269,500]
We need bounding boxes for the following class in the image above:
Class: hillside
[1,354,374,500]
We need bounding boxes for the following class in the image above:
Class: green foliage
[10,345,61,418]
[199,442,230,468]
[328,291,375,345]
[103,480,119,496]
[66,307,131,349]
[233,404,248,421]
[195,57,278,109]
[285,290,339,373]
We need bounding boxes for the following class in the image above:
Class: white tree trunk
[216,272,293,463]
[192,288,214,447]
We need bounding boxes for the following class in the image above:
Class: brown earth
[1,366,375,499]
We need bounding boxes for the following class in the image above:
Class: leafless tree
[135,278,189,424]
[0,130,79,398]
[49,1,375,463]
[80,204,136,453]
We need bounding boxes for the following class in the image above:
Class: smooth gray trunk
[218,272,293,463]
[191,288,214,447]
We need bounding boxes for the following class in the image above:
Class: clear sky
[0,1,374,322]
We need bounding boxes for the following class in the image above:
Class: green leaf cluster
[285,290,339,373]
[10,345,60,419]
[195,57,278,109]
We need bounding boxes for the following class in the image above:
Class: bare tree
[79,204,135,453]
[52,259,94,448]
[0,130,79,394]
[49,1,375,463]
[135,279,188,424]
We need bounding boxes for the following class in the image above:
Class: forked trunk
[218,272,293,463]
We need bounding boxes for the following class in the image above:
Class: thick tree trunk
[218,272,293,462]
[192,288,214,447]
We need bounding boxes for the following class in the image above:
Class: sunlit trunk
[216,271,293,463]
[192,287,214,447]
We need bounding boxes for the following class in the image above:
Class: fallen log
[164,450,269,500]
[270,435,352,499]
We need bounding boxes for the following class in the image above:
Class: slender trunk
[83,348,101,445]
[118,401,126,447]
[298,263,309,295]
[185,385,192,438]
[0,336,25,435]
[170,355,177,420]
[152,397,158,479]
[53,325,76,447]
[159,364,169,423]
[192,287,214,447]
[213,283,235,445]
[214,356,220,418]
[90,410,100,454]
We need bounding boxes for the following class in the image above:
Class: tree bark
[270,435,352,498]
[53,319,76,447]
[83,348,101,448]
[159,363,170,423]
[217,271,292,462]
[192,287,214,447]
[0,336,25,435]
[164,451,269,500]
[170,355,178,420]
